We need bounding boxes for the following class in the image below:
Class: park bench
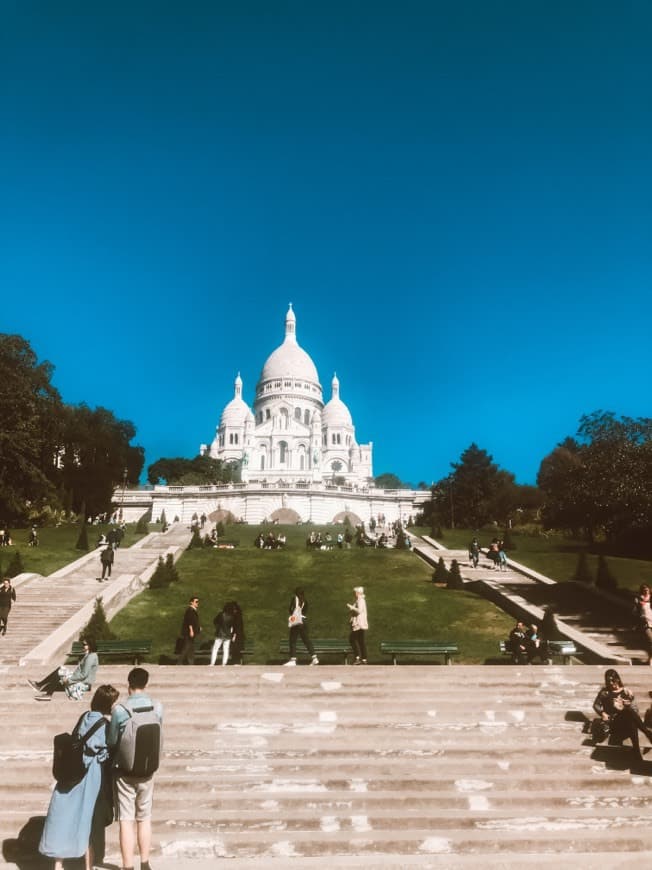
[68,639,152,665]
[380,640,459,665]
[193,639,255,665]
[499,639,579,665]
[279,638,352,664]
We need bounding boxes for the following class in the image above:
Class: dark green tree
[447,559,464,590]
[149,557,170,589]
[432,557,450,584]
[571,551,593,585]
[147,455,240,486]
[7,551,24,578]
[165,553,180,583]
[0,334,63,523]
[187,527,203,549]
[81,596,115,641]
[596,555,618,592]
[76,517,89,551]
[374,472,408,489]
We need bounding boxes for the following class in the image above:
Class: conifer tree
[165,553,180,583]
[149,556,169,589]
[76,515,89,551]
[447,559,465,590]
[7,551,24,578]
[187,527,203,549]
[572,551,593,585]
[81,596,115,641]
[432,556,450,584]
[596,555,618,592]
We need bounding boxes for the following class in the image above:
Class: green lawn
[110,523,513,664]
[416,526,652,591]
[0,523,149,577]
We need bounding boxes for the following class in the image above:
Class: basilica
[200,305,373,486]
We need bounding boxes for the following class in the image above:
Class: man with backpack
[107,668,163,870]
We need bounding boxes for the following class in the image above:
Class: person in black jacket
[178,596,201,665]
[284,588,318,666]
[210,603,235,666]
[593,669,652,762]
[0,577,16,635]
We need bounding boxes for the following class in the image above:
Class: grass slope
[110,524,513,664]
[0,523,147,577]
[420,527,652,590]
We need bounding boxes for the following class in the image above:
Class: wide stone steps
[3,665,652,866]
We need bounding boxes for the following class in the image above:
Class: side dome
[220,373,251,427]
[322,373,353,427]
[259,304,320,384]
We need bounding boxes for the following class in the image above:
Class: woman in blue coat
[39,683,119,870]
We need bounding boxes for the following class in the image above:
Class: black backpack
[52,714,106,788]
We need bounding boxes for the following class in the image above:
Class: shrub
[7,551,24,578]
[432,557,450,584]
[81,596,115,641]
[165,553,180,583]
[216,520,225,538]
[76,518,89,551]
[596,555,618,592]
[136,514,150,534]
[572,551,593,585]
[447,559,465,590]
[149,557,168,589]
[159,509,167,527]
[502,529,516,550]
[187,527,203,550]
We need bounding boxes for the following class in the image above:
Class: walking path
[413,536,647,665]
[0,523,192,667]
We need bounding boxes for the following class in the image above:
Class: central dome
[259,305,320,385]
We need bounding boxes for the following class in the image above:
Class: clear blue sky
[1,2,650,486]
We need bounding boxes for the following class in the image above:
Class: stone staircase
[3,664,652,868]
[414,538,649,664]
[0,524,191,667]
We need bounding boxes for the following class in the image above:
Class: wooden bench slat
[380,641,459,665]
[279,638,352,664]
[69,639,152,664]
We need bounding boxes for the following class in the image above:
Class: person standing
[210,603,235,666]
[108,668,163,870]
[98,545,115,582]
[347,586,368,664]
[284,588,318,666]
[178,596,200,665]
[39,684,119,870]
[0,576,16,635]
[468,538,480,569]
[633,584,652,666]
[229,601,245,664]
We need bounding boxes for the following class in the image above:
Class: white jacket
[349,595,368,631]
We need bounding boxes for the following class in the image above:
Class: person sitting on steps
[593,669,652,763]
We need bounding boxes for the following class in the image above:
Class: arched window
[304,409,310,425]
[294,407,301,421]
[279,441,288,464]
[280,408,289,429]
[265,408,271,420]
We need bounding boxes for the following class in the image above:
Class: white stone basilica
[200,305,373,486]
[117,307,429,526]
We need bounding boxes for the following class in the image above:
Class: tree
[432,557,449,584]
[596,555,618,592]
[76,517,89,551]
[571,552,593,585]
[374,472,408,489]
[58,404,144,517]
[147,455,240,486]
[0,334,62,523]
[447,559,464,590]
[432,444,519,529]
[538,412,652,551]
[7,551,24,578]
[81,596,115,641]
[187,527,203,549]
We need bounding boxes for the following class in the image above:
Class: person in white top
[347,586,368,665]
